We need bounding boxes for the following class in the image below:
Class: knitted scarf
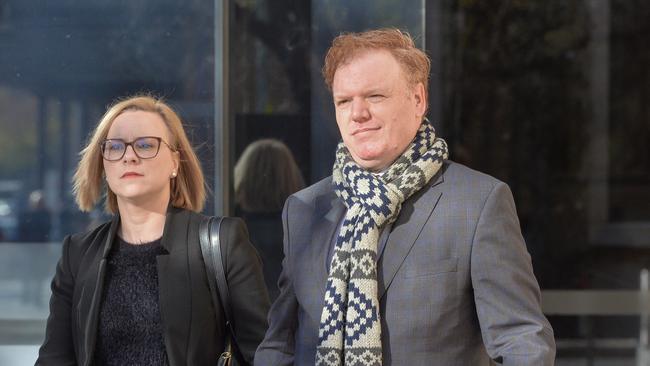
[315,119,449,366]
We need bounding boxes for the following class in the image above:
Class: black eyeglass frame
[99,136,176,161]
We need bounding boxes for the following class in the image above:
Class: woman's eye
[109,142,124,151]
[136,140,154,150]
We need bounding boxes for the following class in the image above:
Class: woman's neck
[116,198,168,244]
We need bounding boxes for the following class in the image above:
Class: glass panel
[429,0,649,363]
[0,0,215,361]
[608,0,650,222]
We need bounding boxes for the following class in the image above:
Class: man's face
[332,49,426,171]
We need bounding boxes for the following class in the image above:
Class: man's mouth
[352,127,380,136]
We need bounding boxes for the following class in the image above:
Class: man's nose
[350,99,371,122]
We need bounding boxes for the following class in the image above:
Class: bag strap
[199,216,237,340]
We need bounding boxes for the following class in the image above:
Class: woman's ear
[172,150,180,176]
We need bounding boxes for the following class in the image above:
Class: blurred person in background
[17,190,51,242]
[37,95,270,366]
[16,190,52,306]
[234,138,305,301]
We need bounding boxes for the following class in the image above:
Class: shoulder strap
[199,216,235,330]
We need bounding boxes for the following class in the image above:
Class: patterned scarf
[315,119,449,366]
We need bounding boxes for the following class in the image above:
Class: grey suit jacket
[255,161,555,365]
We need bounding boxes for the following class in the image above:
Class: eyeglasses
[100,136,175,161]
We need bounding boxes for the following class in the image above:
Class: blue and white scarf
[316,119,449,365]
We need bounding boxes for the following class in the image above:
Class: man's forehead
[333,50,402,84]
[336,48,397,70]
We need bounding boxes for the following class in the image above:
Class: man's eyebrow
[366,87,391,95]
[333,87,389,99]
[366,89,384,95]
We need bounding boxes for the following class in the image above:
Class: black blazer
[36,207,270,366]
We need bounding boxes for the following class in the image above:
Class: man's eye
[368,94,385,101]
[336,99,350,106]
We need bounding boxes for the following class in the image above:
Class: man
[256,28,555,365]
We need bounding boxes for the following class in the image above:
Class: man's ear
[413,82,427,117]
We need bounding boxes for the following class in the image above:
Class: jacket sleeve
[36,235,78,366]
[470,182,556,365]
[222,217,271,365]
[254,197,299,366]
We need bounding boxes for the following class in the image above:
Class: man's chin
[350,155,386,172]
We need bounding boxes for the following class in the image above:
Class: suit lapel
[378,170,445,299]
[312,192,345,302]
[81,214,119,366]
[157,207,192,364]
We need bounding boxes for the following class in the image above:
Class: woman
[234,139,304,300]
[36,95,270,366]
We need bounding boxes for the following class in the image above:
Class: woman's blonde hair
[234,139,305,213]
[73,95,206,213]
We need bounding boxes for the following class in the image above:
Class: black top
[36,208,270,366]
[94,236,168,366]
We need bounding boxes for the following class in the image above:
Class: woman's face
[102,110,179,208]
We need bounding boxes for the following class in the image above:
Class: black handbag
[199,216,243,366]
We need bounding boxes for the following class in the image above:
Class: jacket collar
[378,163,447,298]
[100,203,182,258]
[311,162,448,301]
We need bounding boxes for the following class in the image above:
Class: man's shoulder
[284,161,507,205]
[286,162,507,201]
[442,160,504,191]
[421,160,510,205]
[289,176,334,204]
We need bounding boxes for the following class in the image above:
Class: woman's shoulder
[65,219,114,256]
[183,209,244,228]
[69,219,112,241]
